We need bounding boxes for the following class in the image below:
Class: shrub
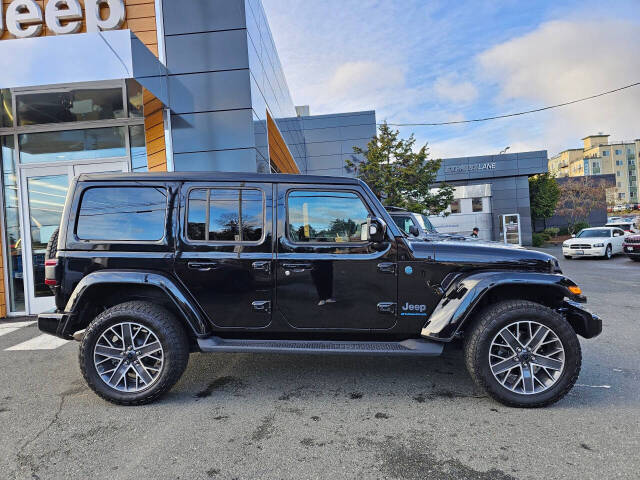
[532,233,546,247]
[544,227,560,237]
[558,226,569,236]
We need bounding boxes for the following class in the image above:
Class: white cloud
[433,75,478,103]
[319,61,407,113]
[477,19,640,155]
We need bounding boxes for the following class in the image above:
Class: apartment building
[548,134,639,204]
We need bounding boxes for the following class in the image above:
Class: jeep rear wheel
[79,301,189,405]
[464,300,581,408]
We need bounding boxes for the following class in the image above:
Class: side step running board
[197,337,444,356]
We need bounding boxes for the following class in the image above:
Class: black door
[275,185,397,331]
[174,182,273,329]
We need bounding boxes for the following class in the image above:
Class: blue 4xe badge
[401,302,428,316]
[404,266,413,275]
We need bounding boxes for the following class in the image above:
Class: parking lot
[1,246,638,480]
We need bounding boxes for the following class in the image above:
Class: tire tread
[79,301,189,406]
[464,300,581,408]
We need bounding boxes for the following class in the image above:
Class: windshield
[415,214,437,233]
[577,229,610,238]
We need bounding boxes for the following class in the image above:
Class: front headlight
[593,243,604,247]
[562,242,570,247]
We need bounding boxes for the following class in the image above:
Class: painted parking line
[0,321,36,337]
[5,334,69,351]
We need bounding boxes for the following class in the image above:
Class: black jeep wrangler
[38,172,601,407]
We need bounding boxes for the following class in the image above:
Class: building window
[615,149,622,155]
[18,127,127,164]
[76,187,168,241]
[16,86,125,126]
[129,125,148,172]
[188,188,265,243]
[450,199,461,214]
[1,89,12,128]
[472,197,483,212]
[1,135,24,311]
[602,150,609,156]
[617,182,622,187]
[617,171,621,177]
[287,190,368,243]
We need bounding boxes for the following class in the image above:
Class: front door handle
[281,263,313,273]
[188,261,218,271]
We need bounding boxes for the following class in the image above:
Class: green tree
[345,123,454,215]
[529,172,560,230]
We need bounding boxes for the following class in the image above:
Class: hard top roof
[76,171,362,185]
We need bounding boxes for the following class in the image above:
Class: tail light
[45,259,58,286]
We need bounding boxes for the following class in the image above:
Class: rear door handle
[188,261,218,271]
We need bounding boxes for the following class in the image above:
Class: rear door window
[186,188,265,243]
[76,186,167,241]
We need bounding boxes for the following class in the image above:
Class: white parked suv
[562,227,627,259]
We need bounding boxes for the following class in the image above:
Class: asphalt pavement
[1,246,639,479]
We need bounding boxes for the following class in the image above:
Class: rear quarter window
[76,186,167,241]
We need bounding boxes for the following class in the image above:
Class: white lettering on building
[445,162,497,174]
[0,0,126,39]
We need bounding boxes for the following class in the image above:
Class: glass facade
[16,86,125,126]
[19,127,128,164]
[1,89,12,128]
[0,80,149,313]
[1,136,23,311]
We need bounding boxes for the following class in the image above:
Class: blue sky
[262,0,640,159]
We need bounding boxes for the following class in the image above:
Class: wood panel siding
[267,111,299,174]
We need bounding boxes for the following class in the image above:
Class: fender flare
[65,270,209,336]
[421,271,582,341]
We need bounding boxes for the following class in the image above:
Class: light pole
[499,146,510,155]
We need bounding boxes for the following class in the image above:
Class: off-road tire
[464,300,581,408]
[79,301,190,405]
[45,227,59,260]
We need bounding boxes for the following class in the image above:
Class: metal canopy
[0,29,168,105]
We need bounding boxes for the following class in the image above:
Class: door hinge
[252,261,271,275]
[252,300,271,314]
[377,302,397,314]
[377,262,397,275]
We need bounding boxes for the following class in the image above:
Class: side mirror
[362,217,387,243]
[571,234,576,238]
[408,225,420,237]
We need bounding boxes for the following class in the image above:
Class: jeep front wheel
[79,301,189,405]
[464,300,581,408]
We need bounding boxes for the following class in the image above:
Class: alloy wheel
[489,321,565,395]
[93,322,164,392]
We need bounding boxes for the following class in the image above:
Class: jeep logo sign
[0,0,126,39]
[401,302,427,313]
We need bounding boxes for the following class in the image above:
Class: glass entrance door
[20,160,128,314]
[500,214,522,246]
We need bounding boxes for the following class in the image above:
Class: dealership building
[0,0,544,317]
